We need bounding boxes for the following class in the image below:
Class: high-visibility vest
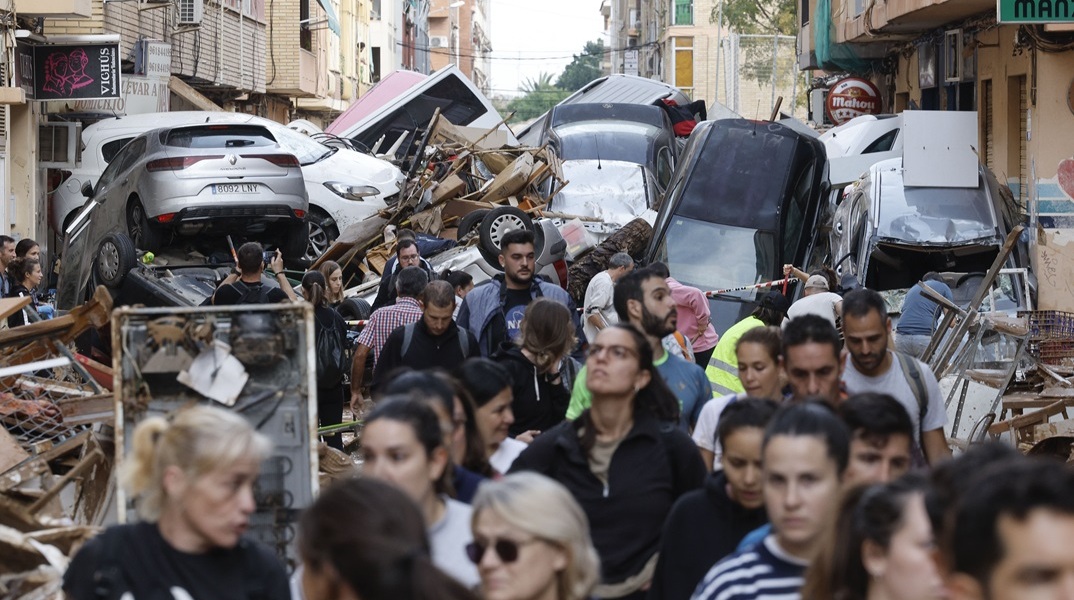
[705,316,764,396]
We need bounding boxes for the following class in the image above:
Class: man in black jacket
[371,280,478,390]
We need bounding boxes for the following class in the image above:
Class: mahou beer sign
[825,77,882,125]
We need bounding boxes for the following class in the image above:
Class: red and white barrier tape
[704,278,794,298]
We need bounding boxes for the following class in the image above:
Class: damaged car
[830,157,1031,295]
[646,118,829,334]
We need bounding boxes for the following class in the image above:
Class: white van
[50,111,405,260]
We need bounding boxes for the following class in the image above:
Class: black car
[645,119,829,335]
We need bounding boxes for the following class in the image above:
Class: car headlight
[324,182,381,200]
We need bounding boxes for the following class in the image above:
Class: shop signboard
[16,42,121,102]
[998,0,1074,23]
[824,77,882,126]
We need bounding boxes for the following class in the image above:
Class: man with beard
[566,267,713,431]
[841,288,950,466]
[457,228,581,357]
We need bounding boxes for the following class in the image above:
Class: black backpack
[232,280,276,304]
[315,310,348,387]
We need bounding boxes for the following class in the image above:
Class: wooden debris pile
[311,109,573,289]
[0,287,117,596]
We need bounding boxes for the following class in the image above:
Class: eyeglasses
[465,538,542,564]
[585,344,638,361]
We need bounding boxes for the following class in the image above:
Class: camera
[263,250,275,266]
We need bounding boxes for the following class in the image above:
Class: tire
[456,209,490,240]
[127,199,164,252]
[337,297,372,321]
[478,206,534,266]
[305,210,340,262]
[93,232,137,289]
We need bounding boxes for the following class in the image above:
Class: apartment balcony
[835,0,993,44]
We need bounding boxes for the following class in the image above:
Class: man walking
[567,267,713,431]
[582,252,633,343]
[0,235,14,297]
[371,236,435,310]
[350,266,428,411]
[457,229,581,357]
[371,280,479,390]
[782,315,845,405]
[650,262,720,369]
[784,274,843,328]
[840,288,951,466]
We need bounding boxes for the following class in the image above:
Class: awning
[316,0,341,37]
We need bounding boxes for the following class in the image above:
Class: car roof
[83,112,264,146]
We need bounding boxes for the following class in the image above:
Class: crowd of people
[59,233,1074,600]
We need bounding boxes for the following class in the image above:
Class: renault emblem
[228,155,237,165]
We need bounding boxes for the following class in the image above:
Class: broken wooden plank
[0,427,30,474]
[0,458,49,494]
[0,297,31,322]
[479,153,534,203]
[55,395,114,427]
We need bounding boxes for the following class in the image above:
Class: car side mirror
[81,181,94,198]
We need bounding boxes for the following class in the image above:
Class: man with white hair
[581,252,634,343]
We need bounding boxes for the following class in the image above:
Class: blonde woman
[470,472,600,600]
[493,298,578,439]
[63,405,289,600]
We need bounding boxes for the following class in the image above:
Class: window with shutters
[673,0,693,25]
[673,37,693,97]
[1006,75,1027,206]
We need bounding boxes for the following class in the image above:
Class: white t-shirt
[784,291,842,328]
[841,352,947,461]
[429,497,480,589]
[691,393,740,468]
[490,436,527,475]
[583,271,617,343]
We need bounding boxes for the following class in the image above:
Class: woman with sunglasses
[469,472,600,600]
[511,325,705,600]
[299,477,479,600]
[361,395,480,588]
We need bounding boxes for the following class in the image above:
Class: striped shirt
[690,535,807,600]
[356,297,423,366]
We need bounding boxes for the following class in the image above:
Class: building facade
[799,0,1074,230]
[427,0,490,91]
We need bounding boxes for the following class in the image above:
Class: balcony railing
[835,0,993,43]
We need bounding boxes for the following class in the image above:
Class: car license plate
[212,183,259,194]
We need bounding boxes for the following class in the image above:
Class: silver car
[80,123,309,255]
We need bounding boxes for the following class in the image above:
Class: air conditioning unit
[429,36,448,48]
[177,0,204,25]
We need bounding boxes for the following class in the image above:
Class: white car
[50,111,405,260]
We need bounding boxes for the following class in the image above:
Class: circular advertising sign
[825,77,883,125]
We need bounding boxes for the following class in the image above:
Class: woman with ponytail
[63,404,288,599]
[303,269,349,450]
[510,324,705,600]
[299,477,480,600]
[493,298,578,439]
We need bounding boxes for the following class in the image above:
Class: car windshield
[269,125,336,165]
[554,122,657,164]
[651,216,775,293]
[164,125,277,149]
[876,172,997,243]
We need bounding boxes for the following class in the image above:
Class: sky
[488,0,606,98]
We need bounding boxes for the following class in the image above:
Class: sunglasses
[585,343,638,361]
[465,538,541,564]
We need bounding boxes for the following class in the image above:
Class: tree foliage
[507,73,570,121]
[710,0,797,35]
[556,40,605,92]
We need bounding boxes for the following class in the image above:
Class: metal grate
[0,358,95,452]
[1019,310,1074,364]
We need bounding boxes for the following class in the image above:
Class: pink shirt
[667,278,719,352]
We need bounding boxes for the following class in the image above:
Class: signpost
[998,0,1074,23]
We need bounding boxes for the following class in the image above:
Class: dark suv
[646,119,829,334]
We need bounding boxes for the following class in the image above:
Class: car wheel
[93,232,137,289]
[478,206,534,265]
[127,200,164,252]
[456,209,490,240]
[305,211,339,262]
[338,297,372,321]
